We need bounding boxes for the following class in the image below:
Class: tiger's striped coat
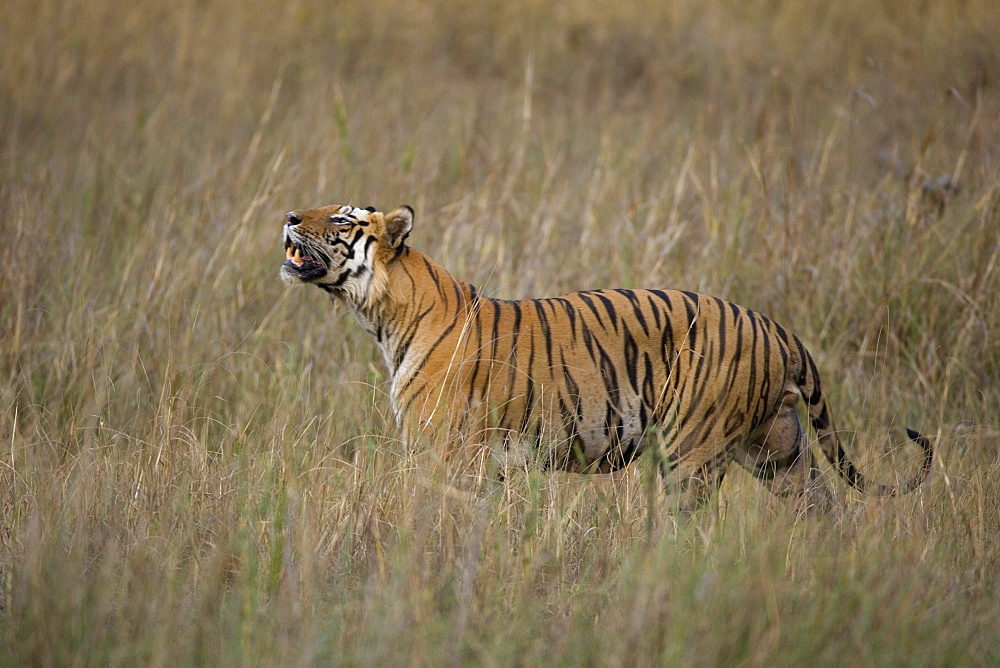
[280,204,932,507]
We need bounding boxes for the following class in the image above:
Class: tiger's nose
[285,212,302,226]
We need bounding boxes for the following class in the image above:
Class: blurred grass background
[2,0,999,664]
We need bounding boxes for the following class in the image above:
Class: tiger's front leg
[387,386,528,489]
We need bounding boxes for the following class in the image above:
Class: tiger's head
[280,204,413,306]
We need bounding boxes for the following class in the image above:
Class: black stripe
[504,301,524,414]
[623,324,639,394]
[397,313,461,397]
[647,289,676,313]
[581,321,598,362]
[553,297,578,337]
[520,332,536,433]
[812,403,830,431]
[577,292,606,329]
[714,297,728,362]
[328,269,351,287]
[594,291,620,332]
[347,229,365,258]
[757,314,772,425]
[659,310,675,380]
[723,407,746,439]
[774,322,790,345]
[743,310,759,417]
[559,348,584,439]
[533,299,555,374]
[646,293,664,329]
[488,298,502,387]
[423,257,444,298]
[615,289,650,337]
[641,352,657,414]
[467,291,486,400]
[393,304,435,369]
[682,292,699,352]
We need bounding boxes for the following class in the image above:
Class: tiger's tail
[796,338,934,496]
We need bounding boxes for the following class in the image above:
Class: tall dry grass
[1,0,999,664]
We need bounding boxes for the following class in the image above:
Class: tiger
[279,203,933,509]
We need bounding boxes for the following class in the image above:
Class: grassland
[2,0,999,664]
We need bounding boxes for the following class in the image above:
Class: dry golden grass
[2,0,999,664]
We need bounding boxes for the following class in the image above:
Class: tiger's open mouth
[282,237,330,282]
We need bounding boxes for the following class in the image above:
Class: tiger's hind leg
[734,390,834,511]
[659,452,730,515]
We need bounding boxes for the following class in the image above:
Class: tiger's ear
[383,205,413,248]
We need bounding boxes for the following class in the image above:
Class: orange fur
[280,204,933,507]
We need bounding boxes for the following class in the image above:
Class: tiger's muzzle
[281,226,330,283]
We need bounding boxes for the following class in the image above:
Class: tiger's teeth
[293,247,303,265]
[286,246,294,260]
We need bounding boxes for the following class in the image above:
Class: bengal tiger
[279,203,933,509]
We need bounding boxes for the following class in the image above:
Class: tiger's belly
[475,378,656,474]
